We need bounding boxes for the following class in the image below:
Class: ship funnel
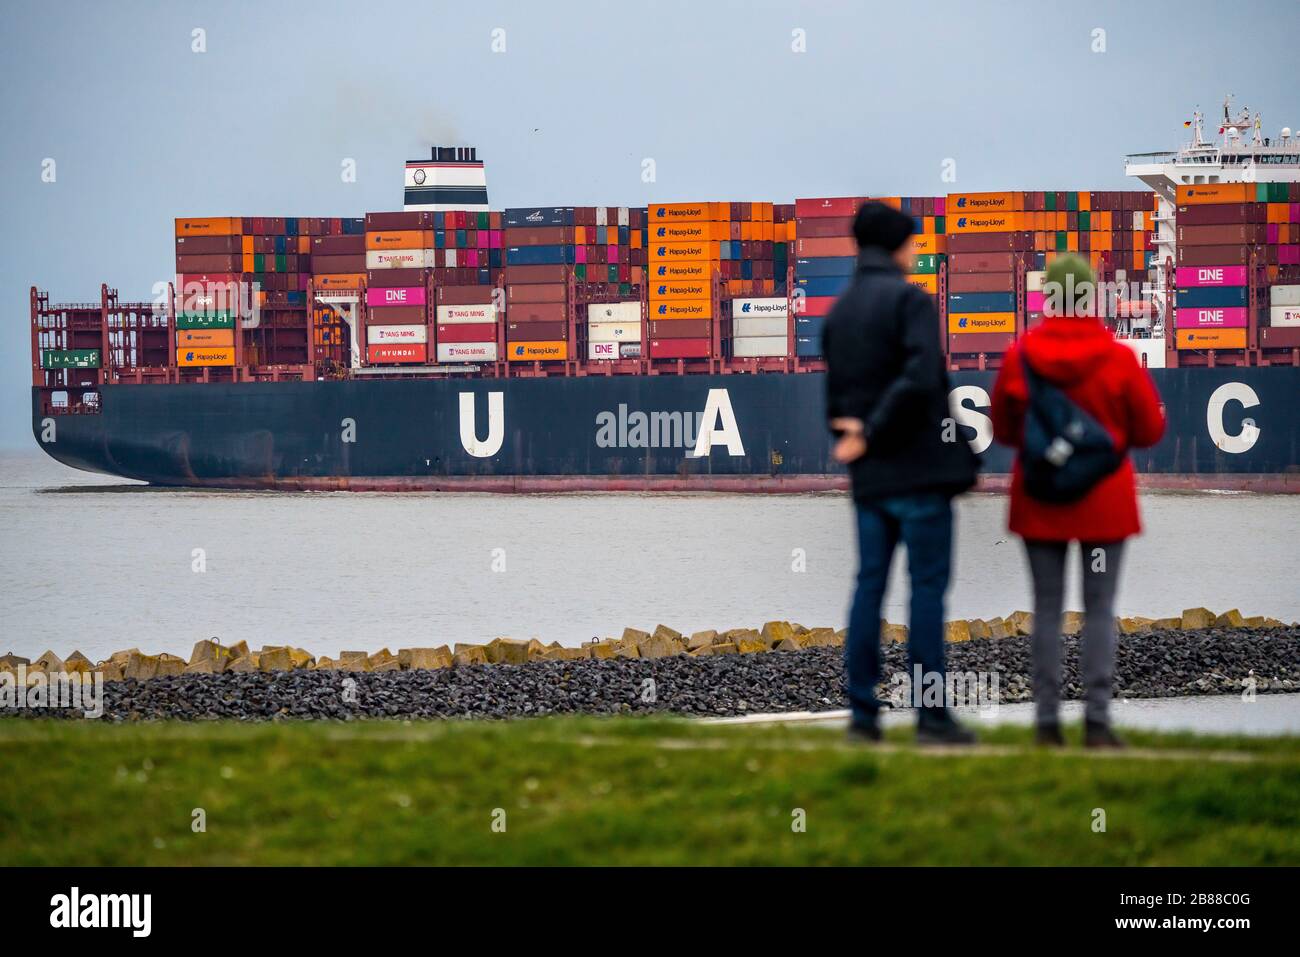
[404,145,489,212]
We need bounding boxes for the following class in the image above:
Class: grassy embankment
[1,717,1297,865]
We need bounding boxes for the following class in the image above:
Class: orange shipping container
[651,260,714,282]
[651,221,730,243]
[948,192,1024,214]
[949,312,1015,334]
[1176,328,1247,350]
[648,202,728,223]
[176,329,235,348]
[949,211,1025,234]
[648,241,720,262]
[907,274,939,294]
[911,234,946,255]
[367,229,433,249]
[507,340,568,361]
[177,345,236,367]
[175,217,241,237]
[649,279,710,300]
[650,299,713,320]
[1175,183,1252,205]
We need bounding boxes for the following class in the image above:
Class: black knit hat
[853,201,915,252]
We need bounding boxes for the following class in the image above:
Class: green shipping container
[1044,193,1057,212]
[911,254,939,275]
[254,253,265,272]
[275,253,287,272]
[42,349,100,369]
[1056,231,1068,252]
[574,264,587,282]
[1078,211,1091,231]
[607,264,619,283]
[1065,192,1078,212]
[177,312,236,330]
[933,215,945,234]
[477,211,489,230]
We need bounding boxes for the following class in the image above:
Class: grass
[1,716,1298,866]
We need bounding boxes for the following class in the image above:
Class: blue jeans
[846,493,953,723]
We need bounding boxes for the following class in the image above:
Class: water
[1,449,1297,663]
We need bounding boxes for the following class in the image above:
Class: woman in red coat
[991,255,1165,748]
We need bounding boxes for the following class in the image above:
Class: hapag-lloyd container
[437,322,497,343]
[437,341,497,363]
[587,302,640,324]
[949,312,1015,334]
[436,303,495,324]
[651,300,712,320]
[508,340,567,361]
[367,342,427,364]
[1175,328,1248,350]
[650,279,711,300]
[368,324,430,344]
[1174,266,1248,288]
[731,297,789,319]
[365,286,427,307]
[1175,307,1248,328]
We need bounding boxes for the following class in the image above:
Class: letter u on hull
[459,392,504,457]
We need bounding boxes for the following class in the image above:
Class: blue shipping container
[504,208,575,228]
[795,256,856,278]
[795,275,852,297]
[1176,286,1248,309]
[795,336,823,357]
[506,245,574,266]
[948,292,1017,313]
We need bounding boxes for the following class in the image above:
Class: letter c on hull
[459,392,504,457]
[1207,382,1260,454]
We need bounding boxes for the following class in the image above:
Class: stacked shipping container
[1174,182,1300,359]
[364,212,434,365]
[646,203,724,360]
[504,208,573,362]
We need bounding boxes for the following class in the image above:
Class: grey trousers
[1024,539,1126,726]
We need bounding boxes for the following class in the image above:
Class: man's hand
[830,417,868,464]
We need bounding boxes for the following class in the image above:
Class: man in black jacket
[822,202,980,744]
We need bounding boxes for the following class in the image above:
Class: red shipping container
[175,235,241,255]
[366,305,426,324]
[367,342,427,364]
[312,235,367,254]
[1176,203,1262,226]
[1177,223,1268,246]
[507,321,567,340]
[1177,245,1253,266]
[649,319,711,339]
[796,237,856,258]
[948,271,1016,293]
[648,337,712,359]
[948,332,1015,354]
[312,254,368,273]
[798,295,838,317]
[795,215,835,239]
[365,211,433,230]
[367,268,428,288]
[506,264,570,284]
[949,253,1019,273]
[946,232,1030,253]
[506,301,566,323]
[507,283,566,304]
[795,197,861,219]
[438,322,498,343]
[503,226,573,246]
[436,285,495,305]
[176,253,242,273]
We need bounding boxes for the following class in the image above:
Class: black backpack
[1019,355,1124,503]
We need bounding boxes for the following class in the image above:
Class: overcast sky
[2,0,1296,447]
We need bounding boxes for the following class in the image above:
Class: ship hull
[31,369,1300,491]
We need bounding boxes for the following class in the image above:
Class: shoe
[916,710,977,745]
[1035,722,1065,747]
[846,718,882,743]
[1084,721,1125,749]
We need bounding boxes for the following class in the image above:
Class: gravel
[4,627,1297,722]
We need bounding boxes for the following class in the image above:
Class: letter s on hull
[459,392,504,458]
[948,386,993,454]
[1207,382,1260,454]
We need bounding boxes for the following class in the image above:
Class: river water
[1,450,1296,663]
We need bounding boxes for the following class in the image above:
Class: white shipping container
[732,336,789,358]
[730,296,789,319]
[587,301,640,324]
[595,206,607,227]
[617,207,630,227]
[587,321,641,343]
[1132,211,1145,231]
[367,324,428,345]
[436,303,496,324]
[437,341,497,362]
[588,341,619,360]
[366,248,434,270]
[1270,304,1300,327]
[1270,285,1300,307]
[733,315,788,338]
[1026,270,1046,292]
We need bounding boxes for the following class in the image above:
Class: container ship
[30,104,1300,491]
